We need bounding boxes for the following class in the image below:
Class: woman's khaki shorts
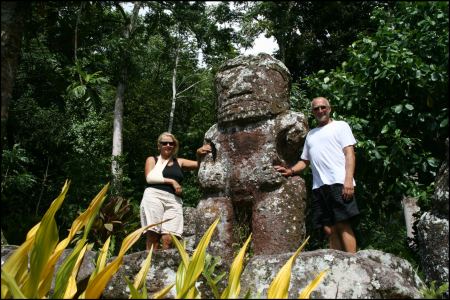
[140,187,183,237]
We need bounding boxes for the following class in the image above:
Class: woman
[140,132,211,251]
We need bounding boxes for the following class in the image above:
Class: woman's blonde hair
[157,132,179,157]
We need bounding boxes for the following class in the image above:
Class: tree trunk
[111,81,125,195]
[1,1,28,150]
[111,2,141,195]
[168,45,179,133]
[401,196,420,247]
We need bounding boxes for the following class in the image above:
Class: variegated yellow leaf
[221,234,252,299]
[22,180,70,298]
[171,234,189,269]
[79,257,122,299]
[90,235,112,282]
[1,269,26,299]
[52,239,90,298]
[81,223,155,299]
[152,283,175,299]
[132,245,153,293]
[1,225,38,299]
[175,257,187,296]
[177,218,220,299]
[63,244,90,299]
[38,183,109,298]
[184,285,201,299]
[267,237,310,299]
[298,269,328,299]
[125,276,143,299]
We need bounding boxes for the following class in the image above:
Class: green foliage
[1,144,37,193]
[420,281,449,299]
[202,254,227,299]
[1,144,39,245]
[3,1,237,248]
[237,1,385,81]
[88,196,139,256]
[297,1,448,261]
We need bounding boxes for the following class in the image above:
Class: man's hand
[274,165,292,177]
[342,180,354,200]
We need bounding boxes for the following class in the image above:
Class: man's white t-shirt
[301,120,356,189]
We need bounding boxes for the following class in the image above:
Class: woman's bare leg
[146,231,160,251]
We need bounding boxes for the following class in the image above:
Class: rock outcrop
[240,249,423,298]
[416,137,449,287]
[0,244,425,299]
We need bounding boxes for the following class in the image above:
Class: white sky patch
[122,1,279,66]
[241,33,278,56]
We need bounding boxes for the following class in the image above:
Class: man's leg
[323,225,344,251]
[335,221,357,253]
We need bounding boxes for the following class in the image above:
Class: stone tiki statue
[196,53,309,260]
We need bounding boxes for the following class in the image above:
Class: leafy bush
[296,1,448,262]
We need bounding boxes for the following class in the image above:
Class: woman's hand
[196,143,212,157]
[172,180,182,195]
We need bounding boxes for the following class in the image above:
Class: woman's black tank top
[148,156,183,195]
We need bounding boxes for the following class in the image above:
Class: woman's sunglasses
[160,141,175,146]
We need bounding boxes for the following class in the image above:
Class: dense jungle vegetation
[1,1,448,276]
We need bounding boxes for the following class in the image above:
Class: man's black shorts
[311,183,360,229]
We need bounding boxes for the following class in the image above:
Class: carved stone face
[215,53,291,126]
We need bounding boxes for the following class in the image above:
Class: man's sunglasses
[160,141,175,146]
[312,105,328,112]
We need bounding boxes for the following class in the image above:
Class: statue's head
[215,53,291,126]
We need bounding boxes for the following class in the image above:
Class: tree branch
[176,78,208,97]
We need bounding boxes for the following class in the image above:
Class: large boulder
[1,244,425,299]
[102,249,181,299]
[240,249,423,298]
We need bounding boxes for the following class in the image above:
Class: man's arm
[274,159,310,177]
[343,145,355,199]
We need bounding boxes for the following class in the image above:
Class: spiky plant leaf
[21,180,70,298]
[221,234,252,299]
[176,218,220,298]
[152,283,175,299]
[39,183,109,298]
[125,276,144,299]
[80,223,155,299]
[1,269,26,299]
[298,269,328,299]
[131,245,153,295]
[62,244,91,299]
[1,224,39,298]
[267,237,310,299]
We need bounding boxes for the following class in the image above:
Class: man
[275,96,360,253]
